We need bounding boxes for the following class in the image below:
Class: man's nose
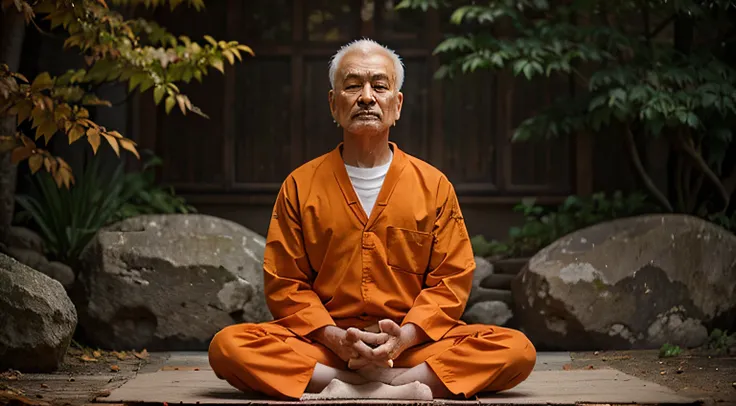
[358,83,375,106]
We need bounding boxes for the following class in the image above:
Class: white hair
[328,38,405,91]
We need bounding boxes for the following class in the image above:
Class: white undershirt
[345,153,393,217]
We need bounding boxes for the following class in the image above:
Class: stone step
[492,258,529,275]
[468,288,513,306]
[480,273,516,290]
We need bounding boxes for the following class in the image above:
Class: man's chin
[346,121,387,135]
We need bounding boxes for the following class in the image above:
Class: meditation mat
[99,352,697,405]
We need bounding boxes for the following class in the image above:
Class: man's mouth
[352,111,380,119]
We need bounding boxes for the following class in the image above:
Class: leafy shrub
[15,157,130,264]
[15,153,195,266]
[110,153,196,223]
[707,329,736,354]
[473,191,660,258]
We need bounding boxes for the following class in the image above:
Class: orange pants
[208,322,536,399]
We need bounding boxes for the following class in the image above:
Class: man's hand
[309,325,361,362]
[344,327,391,369]
[371,320,427,363]
[348,320,430,369]
[310,321,430,369]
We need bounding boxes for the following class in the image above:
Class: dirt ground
[0,346,163,406]
[1,347,735,405]
[571,349,736,406]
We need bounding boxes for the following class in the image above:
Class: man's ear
[395,91,404,121]
[328,89,336,118]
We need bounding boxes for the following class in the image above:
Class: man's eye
[345,85,360,90]
[374,85,387,90]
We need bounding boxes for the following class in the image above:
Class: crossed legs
[208,323,536,400]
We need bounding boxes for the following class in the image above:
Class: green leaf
[153,86,166,105]
[165,95,176,114]
[685,112,699,128]
[512,59,528,76]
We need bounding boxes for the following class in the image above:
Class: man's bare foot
[315,378,433,400]
[391,362,453,398]
[356,366,410,384]
[306,363,366,393]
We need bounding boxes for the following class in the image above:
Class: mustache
[351,109,381,118]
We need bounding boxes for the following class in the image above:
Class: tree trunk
[0,9,27,246]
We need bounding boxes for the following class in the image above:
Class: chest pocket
[386,227,434,275]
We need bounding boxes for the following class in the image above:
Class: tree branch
[721,166,736,202]
[625,126,673,212]
[678,134,730,213]
[647,15,675,40]
[687,170,704,214]
[676,155,686,212]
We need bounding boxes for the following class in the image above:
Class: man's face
[329,49,403,136]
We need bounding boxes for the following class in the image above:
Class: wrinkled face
[329,48,403,136]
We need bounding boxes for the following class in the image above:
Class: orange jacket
[262,142,475,341]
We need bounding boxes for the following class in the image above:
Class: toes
[411,382,434,401]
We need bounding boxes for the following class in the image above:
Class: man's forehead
[338,50,396,81]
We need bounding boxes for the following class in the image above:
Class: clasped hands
[315,319,421,370]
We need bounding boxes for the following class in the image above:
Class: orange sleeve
[263,177,336,337]
[401,177,475,341]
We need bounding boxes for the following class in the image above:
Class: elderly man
[208,38,536,400]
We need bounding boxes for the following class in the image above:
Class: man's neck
[342,132,392,168]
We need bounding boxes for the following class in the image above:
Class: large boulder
[7,226,45,254]
[74,214,273,351]
[512,214,736,351]
[5,247,75,289]
[461,257,514,326]
[0,253,77,372]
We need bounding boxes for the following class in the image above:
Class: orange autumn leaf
[133,349,149,360]
[118,138,139,159]
[87,127,101,154]
[68,124,85,144]
[102,133,120,156]
[28,154,43,174]
[10,145,33,164]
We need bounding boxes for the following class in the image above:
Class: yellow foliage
[0,0,251,187]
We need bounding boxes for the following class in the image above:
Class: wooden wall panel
[505,75,571,193]
[153,1,229,188]
[440,71,497,188]
[302,57,342,161]
[136,0,581,202]
[233,59,293,185]
[390,59,430,161]
[157,75,226,187]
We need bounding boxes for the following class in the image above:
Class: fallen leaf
[133,349,149,360]
[97,389,111,398]
[562,364,572,371]
[593,351,599,355]
[68,377,75,382]
[80,355,97,362]
[660,371,666,375]
[585,365,595,370]
[0,391,49,406]
[40,384,48,389]
[114,351,127,360]
[110,365,120,372]
[0,370,22,380]
[92,350,101,358]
